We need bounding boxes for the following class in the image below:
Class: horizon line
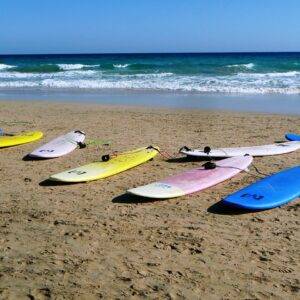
[1,50,300,56]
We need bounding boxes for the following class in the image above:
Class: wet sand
[0,100,299,299]
[1,89,300,115]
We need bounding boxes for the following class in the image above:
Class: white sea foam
[0,70,299,94]
[237,71,300,78]
[0,63,15,70]
[59,70,98,77]
[0,69,97,79]
[0,81,39,88]
[57,64,98,70]
[227,63,255,69]
[113,64,130,68]
[1,79,298,94]
[125,72,174,78]
[0,71,46,79]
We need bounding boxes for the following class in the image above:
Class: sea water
[0,52,299,94]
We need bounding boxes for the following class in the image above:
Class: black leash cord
[250,163,269,177]
[147,145,176,160]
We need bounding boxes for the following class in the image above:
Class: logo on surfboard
[241,193,264,200]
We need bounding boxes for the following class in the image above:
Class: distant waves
[0,53,299,94]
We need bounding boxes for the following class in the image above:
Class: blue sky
[1,0,300,54]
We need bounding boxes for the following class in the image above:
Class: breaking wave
[227,63,255,69]
[0,71,299,94]
[0,63,15,70]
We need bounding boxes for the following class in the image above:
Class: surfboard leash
[0,128,15,136]
[147,145,178,160]
[180,145,269,177]
[73,139,111,149]
[248,163,269,178]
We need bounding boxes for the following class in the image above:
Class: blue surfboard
[285,133,300,141]
[222,166,300,210]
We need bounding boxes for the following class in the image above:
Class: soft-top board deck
[128,156,253,198]
[180,141,300,158]
[29,130,85,158]
[222,166,300,210]
[0,131,43,148]
[49,146,158,182]
[285,133,300,141]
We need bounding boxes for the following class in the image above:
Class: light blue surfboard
[222,166,300,210]
[285,133,300,141]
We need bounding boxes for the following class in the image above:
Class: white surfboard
[29,130,85,158]
[180,141,300,158]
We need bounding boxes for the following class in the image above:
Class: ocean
[0,52,299,94]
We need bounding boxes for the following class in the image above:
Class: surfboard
[0,131,43,148]
[222,166,300,210]
[127,156,253,199]
[180,141,300,158]
[29,130,85,158]
[49,146,159,182]
[285,133,300,141]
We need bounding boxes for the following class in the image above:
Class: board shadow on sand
[112,193,163,204]
[39,179,77,187]
[23,154,50,161]
[113,194,261,213]
[207,200,258,215]
[274,140,288,143]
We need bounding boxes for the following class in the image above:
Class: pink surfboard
[127,156,253,198]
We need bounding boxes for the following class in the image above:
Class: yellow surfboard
[49,146,159,182]
[0,131,43,148]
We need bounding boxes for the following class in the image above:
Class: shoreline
[0,89,300,115]
[0,100,299,298]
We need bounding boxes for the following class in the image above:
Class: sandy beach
[0,100,299,299]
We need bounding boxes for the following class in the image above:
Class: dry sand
[0,100,299,299]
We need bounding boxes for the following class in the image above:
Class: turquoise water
[0,53,299,94]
